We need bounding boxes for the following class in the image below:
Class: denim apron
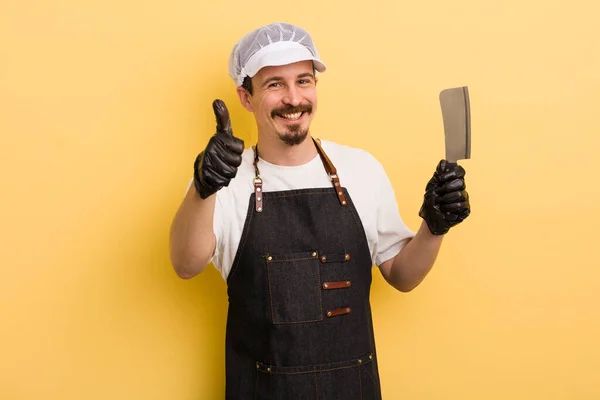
[224,138,383,399]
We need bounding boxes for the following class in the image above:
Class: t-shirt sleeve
[374,165,416,266]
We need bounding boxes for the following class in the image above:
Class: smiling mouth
[272,105,312,121]
[277,112,304,121]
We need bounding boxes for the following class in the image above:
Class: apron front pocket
[265,250,323,324]
[254,353,376,400]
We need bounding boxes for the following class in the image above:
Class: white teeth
[281,112,302,120]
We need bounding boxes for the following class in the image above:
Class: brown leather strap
[312,138,335,175]
[313,138,347,207]
[252,145,260,177]
[326,307,351,318]
[252,138,347,212]
[252,146,263,212]
[322,281,352,290]
[254,178,263,212]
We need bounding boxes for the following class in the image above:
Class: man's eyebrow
[297,73,315,79]
[262,76,283,86]
[262,73,315,86]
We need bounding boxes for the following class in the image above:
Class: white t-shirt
[190,139,416,281]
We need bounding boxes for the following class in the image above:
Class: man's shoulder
[318,138,384,172]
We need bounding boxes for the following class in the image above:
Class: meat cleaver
[439,86,471,163]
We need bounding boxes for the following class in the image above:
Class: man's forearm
[169,187,217,279]
[381,221,444,292]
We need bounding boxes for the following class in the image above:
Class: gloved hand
[419,160,470,235]
[193,100,245,199]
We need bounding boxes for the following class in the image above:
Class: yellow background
[1,0,599,398]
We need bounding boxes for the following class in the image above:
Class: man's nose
[282,86,301,107]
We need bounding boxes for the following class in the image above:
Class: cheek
[304,88,318,105]
[256,95,279,116]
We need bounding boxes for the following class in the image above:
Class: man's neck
[256,133,318,166]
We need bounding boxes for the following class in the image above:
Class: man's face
[239,60,318,146]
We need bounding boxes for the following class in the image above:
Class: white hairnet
[228,22,327,86]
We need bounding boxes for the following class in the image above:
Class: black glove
[193,100,244,199]
[419,160,470,235]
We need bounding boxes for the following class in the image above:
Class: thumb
[212,99,233,136]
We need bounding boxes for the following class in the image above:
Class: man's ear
[236,87,254,112]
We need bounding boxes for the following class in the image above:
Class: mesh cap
[228,22,326,86]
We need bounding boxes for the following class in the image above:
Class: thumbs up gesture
[193,100,245,199]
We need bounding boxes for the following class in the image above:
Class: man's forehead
[254,61,315,82]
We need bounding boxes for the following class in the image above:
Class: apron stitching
[254,368,258,400]
[363,363,375,394]
[271,317,323,324]
[266,260,276,324]
[314,368,319,400]
[358,364,363,400]
[317,262,323,321]
[257,362,370,375]
[268,257,316,262]
[266,191,333,199]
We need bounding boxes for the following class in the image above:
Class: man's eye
[268,82,281,88]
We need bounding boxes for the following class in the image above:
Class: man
[169,22,470,399]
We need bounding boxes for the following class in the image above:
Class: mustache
[271,104,313,118]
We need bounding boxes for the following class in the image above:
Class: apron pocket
[265,250,323,324]
[254,353,375,400]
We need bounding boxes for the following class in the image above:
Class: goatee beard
[279,126,309,146]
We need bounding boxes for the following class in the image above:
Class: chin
[278,129,309,146]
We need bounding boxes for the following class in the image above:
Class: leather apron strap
[252,137,348,212]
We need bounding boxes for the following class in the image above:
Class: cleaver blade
[439,86,471,163]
